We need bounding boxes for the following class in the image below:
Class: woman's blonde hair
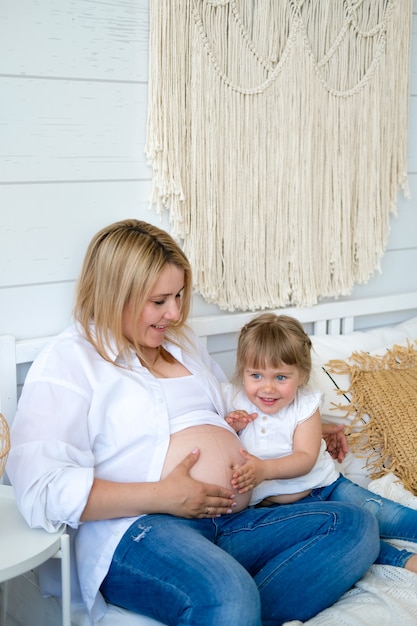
[74,219,192,364]
[233,313,312,386]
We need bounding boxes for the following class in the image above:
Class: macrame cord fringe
[146,0,412,311]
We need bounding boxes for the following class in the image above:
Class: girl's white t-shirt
[222,384,339,505]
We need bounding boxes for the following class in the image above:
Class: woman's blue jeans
[300,474,417,568]
[100,501,379,626]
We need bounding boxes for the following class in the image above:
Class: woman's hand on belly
[157,448,239,518]
[161,425,252,514]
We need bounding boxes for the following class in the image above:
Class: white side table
[0,485,71,626]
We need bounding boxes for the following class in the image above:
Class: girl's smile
[243,363,304,415]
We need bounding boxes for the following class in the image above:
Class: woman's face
[122,263,185,352]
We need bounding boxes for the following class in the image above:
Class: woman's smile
[151,324,168,332]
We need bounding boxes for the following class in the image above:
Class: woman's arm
[81,448,237,521]
[321,423,348,462]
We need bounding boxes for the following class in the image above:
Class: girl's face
[243,363,304,415]
[122,263,185,355]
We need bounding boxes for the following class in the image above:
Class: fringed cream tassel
[146,0,412,311]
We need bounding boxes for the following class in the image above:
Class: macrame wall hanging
[145,0,412,311]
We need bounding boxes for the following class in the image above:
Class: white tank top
[159,375,232,434]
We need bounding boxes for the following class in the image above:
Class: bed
[1,291,417,625]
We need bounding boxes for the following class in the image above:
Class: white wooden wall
[0,0,416,341]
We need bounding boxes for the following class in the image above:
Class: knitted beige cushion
[325,341,417,495]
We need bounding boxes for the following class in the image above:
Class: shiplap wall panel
[0,0,416,341]
[412,11,417,91]
[408,109,417,172]
[1,80,148,182]
[0,283,76,339]
[348,248,417,297]
[0,180,166,287]
[0,0,149,82]
[389,174,417,249]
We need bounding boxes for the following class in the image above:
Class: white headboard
[1,291,416,430]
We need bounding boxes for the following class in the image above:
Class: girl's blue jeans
[101,501,379,626]
[300,473,417,568]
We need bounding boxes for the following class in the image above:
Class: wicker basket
[0,413,10,478]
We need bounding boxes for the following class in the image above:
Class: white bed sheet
[288,474,417,626]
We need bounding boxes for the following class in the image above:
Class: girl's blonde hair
[233,313,312,386]
[74,219,192,364]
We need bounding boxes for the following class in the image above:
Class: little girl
[224,313,417,574]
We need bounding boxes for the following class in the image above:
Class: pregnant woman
[8,219,379,626]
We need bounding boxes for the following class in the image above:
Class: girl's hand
[230,449,265,493]
[159,448,237,518]
[225,409,258,432]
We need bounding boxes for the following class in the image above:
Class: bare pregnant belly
[161,424,251,512]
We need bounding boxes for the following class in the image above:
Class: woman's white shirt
[7,324,227,622]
